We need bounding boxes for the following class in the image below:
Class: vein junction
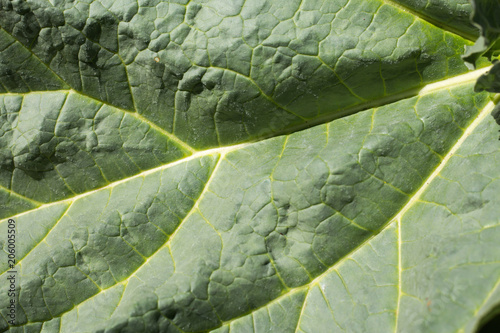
[1,75,495,331]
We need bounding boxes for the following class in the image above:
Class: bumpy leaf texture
[0,0,499,332]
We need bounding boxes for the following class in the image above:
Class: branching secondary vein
[17,153,226,327]
[0,143,250,223]
[205,96,497,330]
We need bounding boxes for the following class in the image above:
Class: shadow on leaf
[492,103,500,140]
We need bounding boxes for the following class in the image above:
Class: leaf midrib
[0,66,490,214]
[5,71,495,332]
[0,0,480,158]
[0,2,494,331]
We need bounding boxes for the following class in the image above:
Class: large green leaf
[0,0,499,332]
